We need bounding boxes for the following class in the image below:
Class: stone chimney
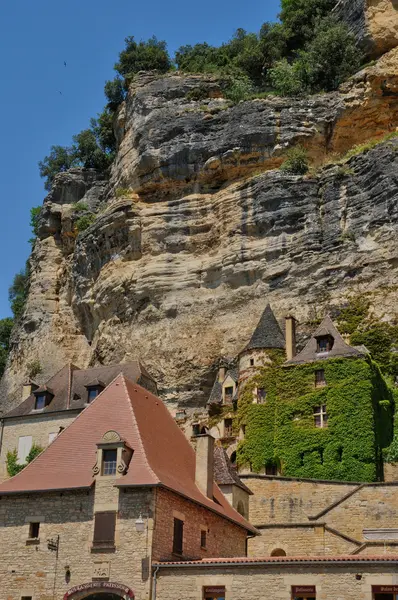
[285,315,297,361]
[22,381,36,401]
[218,362,227,383]
[195,434,215,498]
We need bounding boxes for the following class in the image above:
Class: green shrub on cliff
[0,317,14,378]
[280,146,309,174]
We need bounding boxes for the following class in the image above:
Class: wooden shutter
[17,436,32,464]
[173,518,183,554]
[93,512,116,546]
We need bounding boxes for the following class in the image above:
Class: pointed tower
[238,304,285,383]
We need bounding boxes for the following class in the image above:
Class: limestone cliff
[334,0,398,58]
[2,40,398,415]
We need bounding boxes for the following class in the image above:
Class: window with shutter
[92,511,116,549]
[173,518,184,555]
[17,436,32,464]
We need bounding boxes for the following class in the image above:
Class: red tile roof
[153,555,398,567]
[0,375,256,535]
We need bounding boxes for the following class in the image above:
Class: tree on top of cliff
[280,0,337,52]
[38,145,78,192]
[114,36,172,79]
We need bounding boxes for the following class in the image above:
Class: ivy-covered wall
[237,356,394,482]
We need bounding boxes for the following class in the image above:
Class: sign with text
[372,586,398,594]
[292,585,316,595]
[64,581,134,599]
[204,586,226,599]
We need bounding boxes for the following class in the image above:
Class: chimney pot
[195,434,215,498]
[285,315,297,361]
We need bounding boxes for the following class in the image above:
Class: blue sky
[0,0,280,318]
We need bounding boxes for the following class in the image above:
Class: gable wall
[152,487,247,562]
[0,413,77,481]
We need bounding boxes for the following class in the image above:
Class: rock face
[2,44,398,416]
[334,0,398,58]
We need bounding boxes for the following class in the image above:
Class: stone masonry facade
[243,475,398,557]
[154,563,398,600]
[0,413,77,481]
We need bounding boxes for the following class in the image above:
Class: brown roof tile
[0,375,256,535]
[285,315,363,366]
[214,447,253,495]
[153,554,398,566]
[4,362,157,418]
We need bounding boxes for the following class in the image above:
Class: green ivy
[6,444,44,477]
[237,357,394,482]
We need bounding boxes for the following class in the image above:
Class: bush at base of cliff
[6,444,44,477]
[280,146,309,174]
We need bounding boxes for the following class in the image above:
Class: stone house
[205,305,394,482]
[0,362,157,481]
[0,374,256,600]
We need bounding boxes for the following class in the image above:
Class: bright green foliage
[38,145,77,191]
[280,146,309,174]
[6,444,44,477]
[298,16,361,92]
[336,295,398,378]
[8,265,30,320]
[224,75,254,103]
[30,206,41,238]
[75,214,96,232]
[238,357,394,482]
[351,324,398,378]
[269,59,305,96]
[115,36,172,78]
[0,317,14,378]
[279,0,337,53]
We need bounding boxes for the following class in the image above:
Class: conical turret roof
[244,304,285,352]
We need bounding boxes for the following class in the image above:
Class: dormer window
[86,381,105,404]
[33,390,53,410]
[316,335,334,353]
[35,394,46,410]
[92,430,132,479]
[102,449,117,476]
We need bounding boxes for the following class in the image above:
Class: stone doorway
[81,595,121,600]
[63,582,134,600]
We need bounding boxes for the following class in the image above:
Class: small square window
[250,358,254,367]
[201,529,207,549]
[21,597,33,600]
[87,387,99,403]
[316,336,333,353]
[102,449,117,476]
[29,522,40,539]
[315,370,326,387]
[257,388,267,403]
[224,418,233,438]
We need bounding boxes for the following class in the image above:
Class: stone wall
[0,412,77,481]
[152,488,247,562]
[0,487,154,600]
[154,562,398,600]
[241,475,358,524]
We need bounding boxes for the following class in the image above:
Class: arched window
[271,548,286,557]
